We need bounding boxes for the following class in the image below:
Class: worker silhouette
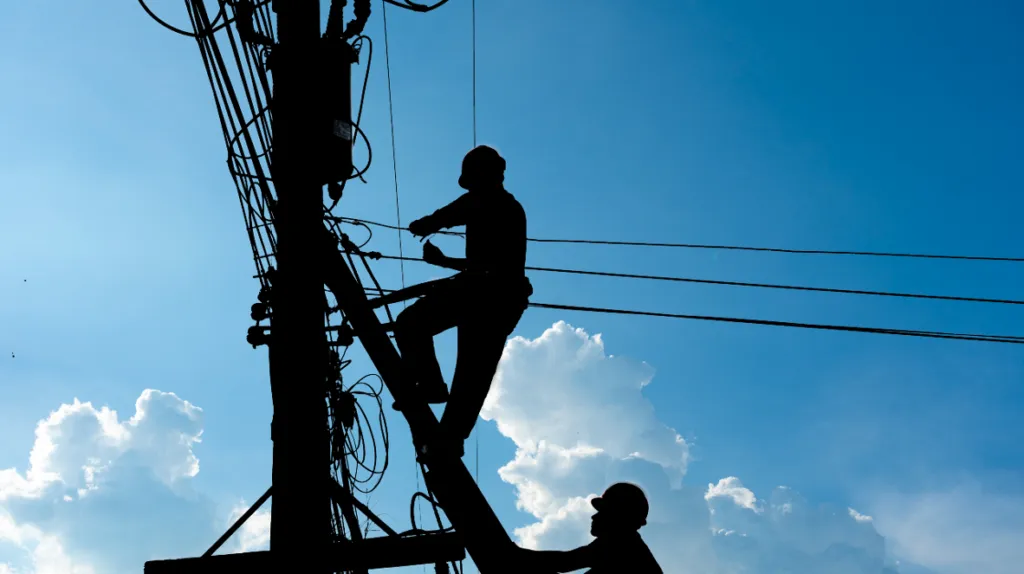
[392,145,532,459]
[516,482,663,573]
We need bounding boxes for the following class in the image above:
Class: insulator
[329,324,355,347]
[337,391,356,430]
[247,325,270,348]
[327,351,343,384]
[328,180,344,202]
[251,303,269,321]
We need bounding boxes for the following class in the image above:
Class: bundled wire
[140,0,393,548]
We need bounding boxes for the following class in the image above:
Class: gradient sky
[1,1,1023,573]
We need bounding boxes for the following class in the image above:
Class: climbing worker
[392,144,532,459]
[515,482,663,573]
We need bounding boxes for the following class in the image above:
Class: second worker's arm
[515,545,593,573]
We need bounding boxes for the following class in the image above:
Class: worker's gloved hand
[422,241,445,266]
[408,217,433,238]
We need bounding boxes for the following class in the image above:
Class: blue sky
[1,1,1023,572]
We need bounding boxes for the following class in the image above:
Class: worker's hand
[408,217,433,238]
[422,241,445,266]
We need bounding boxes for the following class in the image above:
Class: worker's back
[462,188,527,277]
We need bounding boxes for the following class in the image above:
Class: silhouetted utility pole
[141,1,499,571]
[266,1,332,570]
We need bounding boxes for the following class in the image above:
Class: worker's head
[589,482,649,537]
[458,145,506,191]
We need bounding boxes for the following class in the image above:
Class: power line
[372,254,1024,307]
[471,0,477,148]
[471,0,479,486]
[530,302,1024,344]
[381,1,407,295]
[380,0,420,549]
[332,216,1024,263]
[360,286,1024,345]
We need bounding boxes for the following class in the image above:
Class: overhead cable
[380,0,408,295]
[332,216,1024,263]
[373,254,1024,307]
[359,286,1024,345]
[530,302,1024,345]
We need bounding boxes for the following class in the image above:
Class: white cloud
[849,508,873,523]
[706,477,761,513]
[225,502,271,554]
[871,484,1024,574]
[481,321,689,483]
[0,390,233,573]
[485,321,905,574]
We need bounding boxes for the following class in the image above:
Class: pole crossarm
[144,532,466,573]
[322,229,524,572]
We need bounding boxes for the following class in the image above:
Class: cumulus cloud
[225,502,271,553]
[484,321,905,573]
[870,484,1024,574]
[849,508,873,523]
[706,477,761,513]
[0,390,231,573]
[482,321,690,482]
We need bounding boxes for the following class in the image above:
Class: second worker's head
[590,482,650,536]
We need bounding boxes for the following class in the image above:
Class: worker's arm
[409,193,473,236]
[515,545,593,573]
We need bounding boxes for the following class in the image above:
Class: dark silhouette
[516,483,663,573]
[393,145,532,459]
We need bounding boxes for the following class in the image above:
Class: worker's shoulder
[500,189,526,213]
[611,533,661,569]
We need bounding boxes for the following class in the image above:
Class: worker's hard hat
[459,145,506,189]
[591,482,649,527]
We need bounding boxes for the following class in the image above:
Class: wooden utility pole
[142,1,503,571]
[266,1,332,570]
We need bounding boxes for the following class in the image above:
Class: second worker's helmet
[591,482,649,529]
[459,145,506,190]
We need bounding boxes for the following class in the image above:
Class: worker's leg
[393,287,461,403]
[439,302,526,444]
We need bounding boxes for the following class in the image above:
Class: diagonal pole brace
[202,486,273,557]
[330,479,400,537]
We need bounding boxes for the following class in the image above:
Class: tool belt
[451,271,533,303]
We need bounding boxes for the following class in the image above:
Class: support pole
[267,1,332,571]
